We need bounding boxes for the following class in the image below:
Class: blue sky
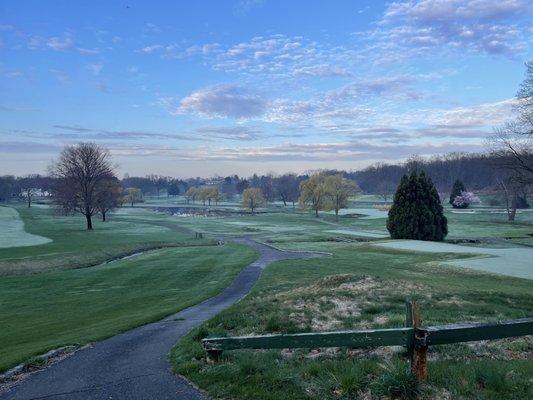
[1,0,532,177]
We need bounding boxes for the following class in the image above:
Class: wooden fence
[203,300,533,381]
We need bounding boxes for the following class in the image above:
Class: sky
[1,0,532,178]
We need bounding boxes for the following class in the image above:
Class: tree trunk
[102,211,106,222]
[131,201,134,207]
[315,208,319,217]
[86,214,93,230]
[27,194,31,208]
[335,209,339,222]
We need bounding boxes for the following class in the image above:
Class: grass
[0,242,258,372]
[0,205,205,275]
[171,243,533,399]
[2,198,533,398]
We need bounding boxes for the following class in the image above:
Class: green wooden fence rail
[202,300,533,382]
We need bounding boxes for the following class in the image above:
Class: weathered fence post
[405,299,428,382]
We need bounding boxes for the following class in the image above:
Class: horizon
[1,1,532,177]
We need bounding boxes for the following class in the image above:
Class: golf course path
[1,238,322,400]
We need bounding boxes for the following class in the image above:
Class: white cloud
[376,0,532,57]
[172,84,268,119]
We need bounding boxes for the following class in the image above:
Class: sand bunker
[373,240,533,280]
[0,206,52,248]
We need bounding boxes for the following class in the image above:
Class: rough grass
[172,243,533,399]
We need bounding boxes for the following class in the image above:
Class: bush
[387,171,448,241]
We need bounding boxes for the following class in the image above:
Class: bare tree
[96,177,122,221]
[490,61,533,186]
[489,61,532,220]
[276,174,299,207]
[50,143,116,230]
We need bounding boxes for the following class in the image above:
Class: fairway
[0,242,258,372]
[373,240,533,279]
[0,206,51,248]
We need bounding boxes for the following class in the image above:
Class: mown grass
[0,242,258,372]
[172,243,533,399]
[0,205,204,275]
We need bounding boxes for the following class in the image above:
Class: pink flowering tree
[452,191,481,209]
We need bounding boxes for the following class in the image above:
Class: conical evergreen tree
[387,171,448,241]
[449,179,466,206]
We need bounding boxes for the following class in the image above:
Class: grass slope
[172,243,533,400]
[0,242,258,372]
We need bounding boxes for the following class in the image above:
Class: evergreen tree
[387,171,448,241]
[449,179,466,206]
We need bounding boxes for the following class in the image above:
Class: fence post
[406,300,428,382]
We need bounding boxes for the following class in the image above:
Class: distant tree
[449,179,466,207]
[96,177,122,221]
[211,187,224,205]
[236,178,249,194]
[375,180,395,202]
[299,173,328,217]
[276,174,300,206]
[242,188,265,214]
[220,176,237,199]
[387,171,448,241]
[124,187,142,207]
[168,182,180,197]
[325,175,359,221]
[18,175,40,208]
[452,191,480,209]
[198,187,210,206]
[185,187,199,204]
[50,142,115,230]
[0,176,16,202]
[259,174,276,203]
[147,175,168,197]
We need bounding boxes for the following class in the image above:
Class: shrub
[387,171,448,241]
[452,191,481,209]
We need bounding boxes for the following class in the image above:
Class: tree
[242,188,265,214]
[387,171,448,241]
[50,143,116,230]
[236,178,249,194]
[449,179,466,206]
[325,175,358,221]
[168,182,180,197]
[18,175,40,208]
[276,174,300,206]
[96,177,122,221]
[259,174,276,203]
[198,187,210,206]
[490,61,533,186]
[124,187,142,207]
[185,187,199,204]
[299,173,328,217]
[452,191,480,209]
[375,180,395,202]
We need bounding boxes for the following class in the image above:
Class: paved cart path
[1,239,322,400]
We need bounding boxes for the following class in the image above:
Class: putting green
[0,206,52,248]
[373,240,533,280]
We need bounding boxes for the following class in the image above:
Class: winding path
[1,238,322,400]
